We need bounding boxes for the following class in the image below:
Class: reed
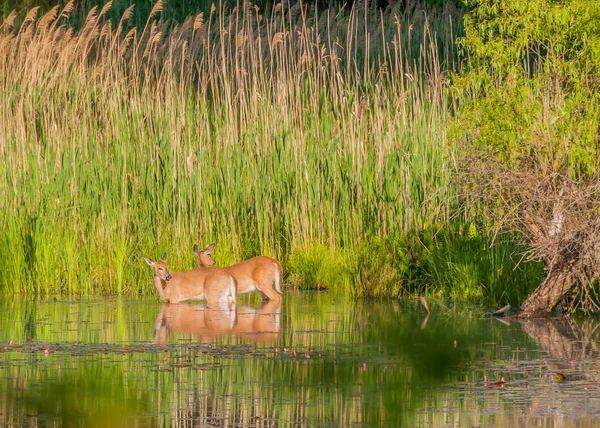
[0,1,460,295]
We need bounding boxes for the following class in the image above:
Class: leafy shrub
[454,0,600,177]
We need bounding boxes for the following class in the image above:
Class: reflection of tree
[511,317,600,425]
[518,317,600,363]
[1,368,149,426]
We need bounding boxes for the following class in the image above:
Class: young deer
[193,243,283,302]
[144,252,237,306]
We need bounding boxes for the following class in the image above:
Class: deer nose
[166,273,172,280]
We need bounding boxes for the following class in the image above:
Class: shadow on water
[502,316,600,423]
[0,294,599,426]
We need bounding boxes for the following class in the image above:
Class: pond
[0,293,599,427]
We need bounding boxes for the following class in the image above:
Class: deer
[193,243,283,302]
[144,252,237,306]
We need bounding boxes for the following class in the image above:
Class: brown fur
[144,252,237,306]
[194,243,283,302]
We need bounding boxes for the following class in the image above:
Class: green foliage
[408,224,542,306]
[286,224,542,305]
[6,371,149,427]
[0,2,456,296]
[286,243,352,292]
[1,0,556,306]
[454,0,600,178]
[352,236,411,299]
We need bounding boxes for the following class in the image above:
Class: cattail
[116,5,135,38]
[21,6,41,28]
[121,4,135,22]
[60,0,75,18]
[119,27,137,56]
[271,32,284,49]
[100,22,112,40]
[84,6,98,27]
[38,6,59,32]
[236,30,246,47]
[99,1,113,19]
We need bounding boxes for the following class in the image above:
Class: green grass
[414,225,544,306]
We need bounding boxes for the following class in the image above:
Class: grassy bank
[0,1,539,303]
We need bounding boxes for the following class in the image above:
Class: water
[0,293,599,427]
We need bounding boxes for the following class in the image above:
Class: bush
[452,0,600,314]
[407,225,542,306]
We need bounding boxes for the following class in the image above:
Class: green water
[0,293,599,427]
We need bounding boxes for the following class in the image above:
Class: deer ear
[161,252,167,262]
[144,257,154,266]
[193,244,199,255]
[204,243,216,254]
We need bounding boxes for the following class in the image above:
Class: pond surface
[0,293,599,427]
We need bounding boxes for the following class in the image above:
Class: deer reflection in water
[153,301,282,344]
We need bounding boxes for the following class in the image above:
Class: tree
[453,0,600,316]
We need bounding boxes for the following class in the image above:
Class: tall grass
[0,1,461,295]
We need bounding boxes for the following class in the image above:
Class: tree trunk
[519,270,575,318]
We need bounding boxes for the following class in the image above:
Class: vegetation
[453,0,600,315]
[0,0,470,299]
[3,0,597,313]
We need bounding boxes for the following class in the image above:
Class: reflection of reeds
[5,297,597,426]
[2,366,148,427]
[0,1,460,295]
